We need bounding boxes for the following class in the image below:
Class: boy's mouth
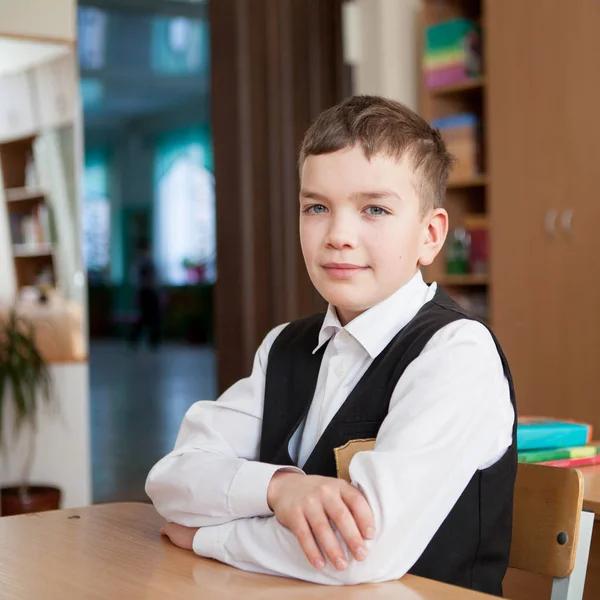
[322,263,368,279]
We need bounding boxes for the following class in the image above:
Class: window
[154,126,215,285]
[80,78,104,111]
[151,16,208,75]
[78,7,107,70]
[83,150,111,274]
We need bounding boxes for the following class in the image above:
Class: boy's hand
[160,522,199,550]
[267,472,375,571]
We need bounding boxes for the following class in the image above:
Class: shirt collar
[313,270,435,358]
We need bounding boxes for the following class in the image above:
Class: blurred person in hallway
[130,239,161,349]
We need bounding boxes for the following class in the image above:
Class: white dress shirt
[145,270,514,585]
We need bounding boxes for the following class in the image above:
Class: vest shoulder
[426,287,492,330]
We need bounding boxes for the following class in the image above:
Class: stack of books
[424,18,482,89]
[517,417,600,467]
[431,113,482,182]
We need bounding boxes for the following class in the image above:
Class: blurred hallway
[89,341,216,504]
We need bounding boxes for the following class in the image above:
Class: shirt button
[335,363,346,377]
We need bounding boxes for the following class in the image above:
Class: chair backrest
[510,463,584,578]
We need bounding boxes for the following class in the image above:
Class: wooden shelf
[5,187,46,203]
[429,77,485,96]
[447,175,488,189]
[438,273,488,286]
[0,133,38,148]
[13,243,53,258]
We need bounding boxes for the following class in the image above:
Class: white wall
[0,1,76,43]
[350,0,421,109]
[0,363,91,509]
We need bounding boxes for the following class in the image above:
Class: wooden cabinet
[0,72,36,142]
[487,0,600,432]
[559,1,600,431]
[33,53,77,130]
[420,0,600,432]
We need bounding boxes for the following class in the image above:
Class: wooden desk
[582,464,600,515]
[0,503,501,600]
[581,466,600,599]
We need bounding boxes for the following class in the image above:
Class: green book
[518,445,600,464]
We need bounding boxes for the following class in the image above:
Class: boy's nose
[325,217,358,250]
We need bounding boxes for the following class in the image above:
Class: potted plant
[0,310,60,515]
[182,257,207,284]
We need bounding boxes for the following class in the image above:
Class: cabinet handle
[561,209,573,234]
[545,209,558,236]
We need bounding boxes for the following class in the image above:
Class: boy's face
[299,145,447,325]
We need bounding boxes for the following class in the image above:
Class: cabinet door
[33,53,77,130]
[559,2,600,431]
[0,72,37,142]
[487,0,568,417]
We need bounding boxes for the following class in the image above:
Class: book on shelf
[424,18,482,89]
[431,113,483,182]
[8,204,51,247]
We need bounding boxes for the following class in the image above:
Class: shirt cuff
[193,521,235,561]
[228,461,304,518]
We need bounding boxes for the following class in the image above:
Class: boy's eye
[304,204,328,214]
[364,206,388,217]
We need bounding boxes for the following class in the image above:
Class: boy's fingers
[306,509,348,571]
[325,500,368,562]
[160,523,172,536]
[342,488,376,540]
[291,518,326,570]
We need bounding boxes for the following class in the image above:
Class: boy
[146,96,516,595]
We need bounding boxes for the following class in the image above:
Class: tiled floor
[89,341,217,504]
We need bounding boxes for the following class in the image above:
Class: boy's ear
[419,208,448,266]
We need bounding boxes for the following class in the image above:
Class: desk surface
[582,465,600,515]
[0,503,501,600]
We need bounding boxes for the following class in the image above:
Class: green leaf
[0,309,55,454]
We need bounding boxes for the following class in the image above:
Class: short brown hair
[299,95,454,214]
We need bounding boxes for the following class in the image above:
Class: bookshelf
[420,0,489,320]
[0,135,56,292]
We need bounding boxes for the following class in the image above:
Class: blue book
[517,417,592,452]
[431,113,478,130]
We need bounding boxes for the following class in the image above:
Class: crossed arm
[146,320,512,584]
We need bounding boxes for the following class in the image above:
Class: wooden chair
[334,445,594,599]
[509,463,594,600]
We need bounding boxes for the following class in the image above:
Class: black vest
[259,288,517,595]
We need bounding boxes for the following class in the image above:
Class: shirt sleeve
[145,322,303,527]
[191,319,514,584]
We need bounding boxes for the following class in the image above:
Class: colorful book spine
[517,417,592,451]
[424,18,482,88]
[542,455,600,468]
[518,445,600,464]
